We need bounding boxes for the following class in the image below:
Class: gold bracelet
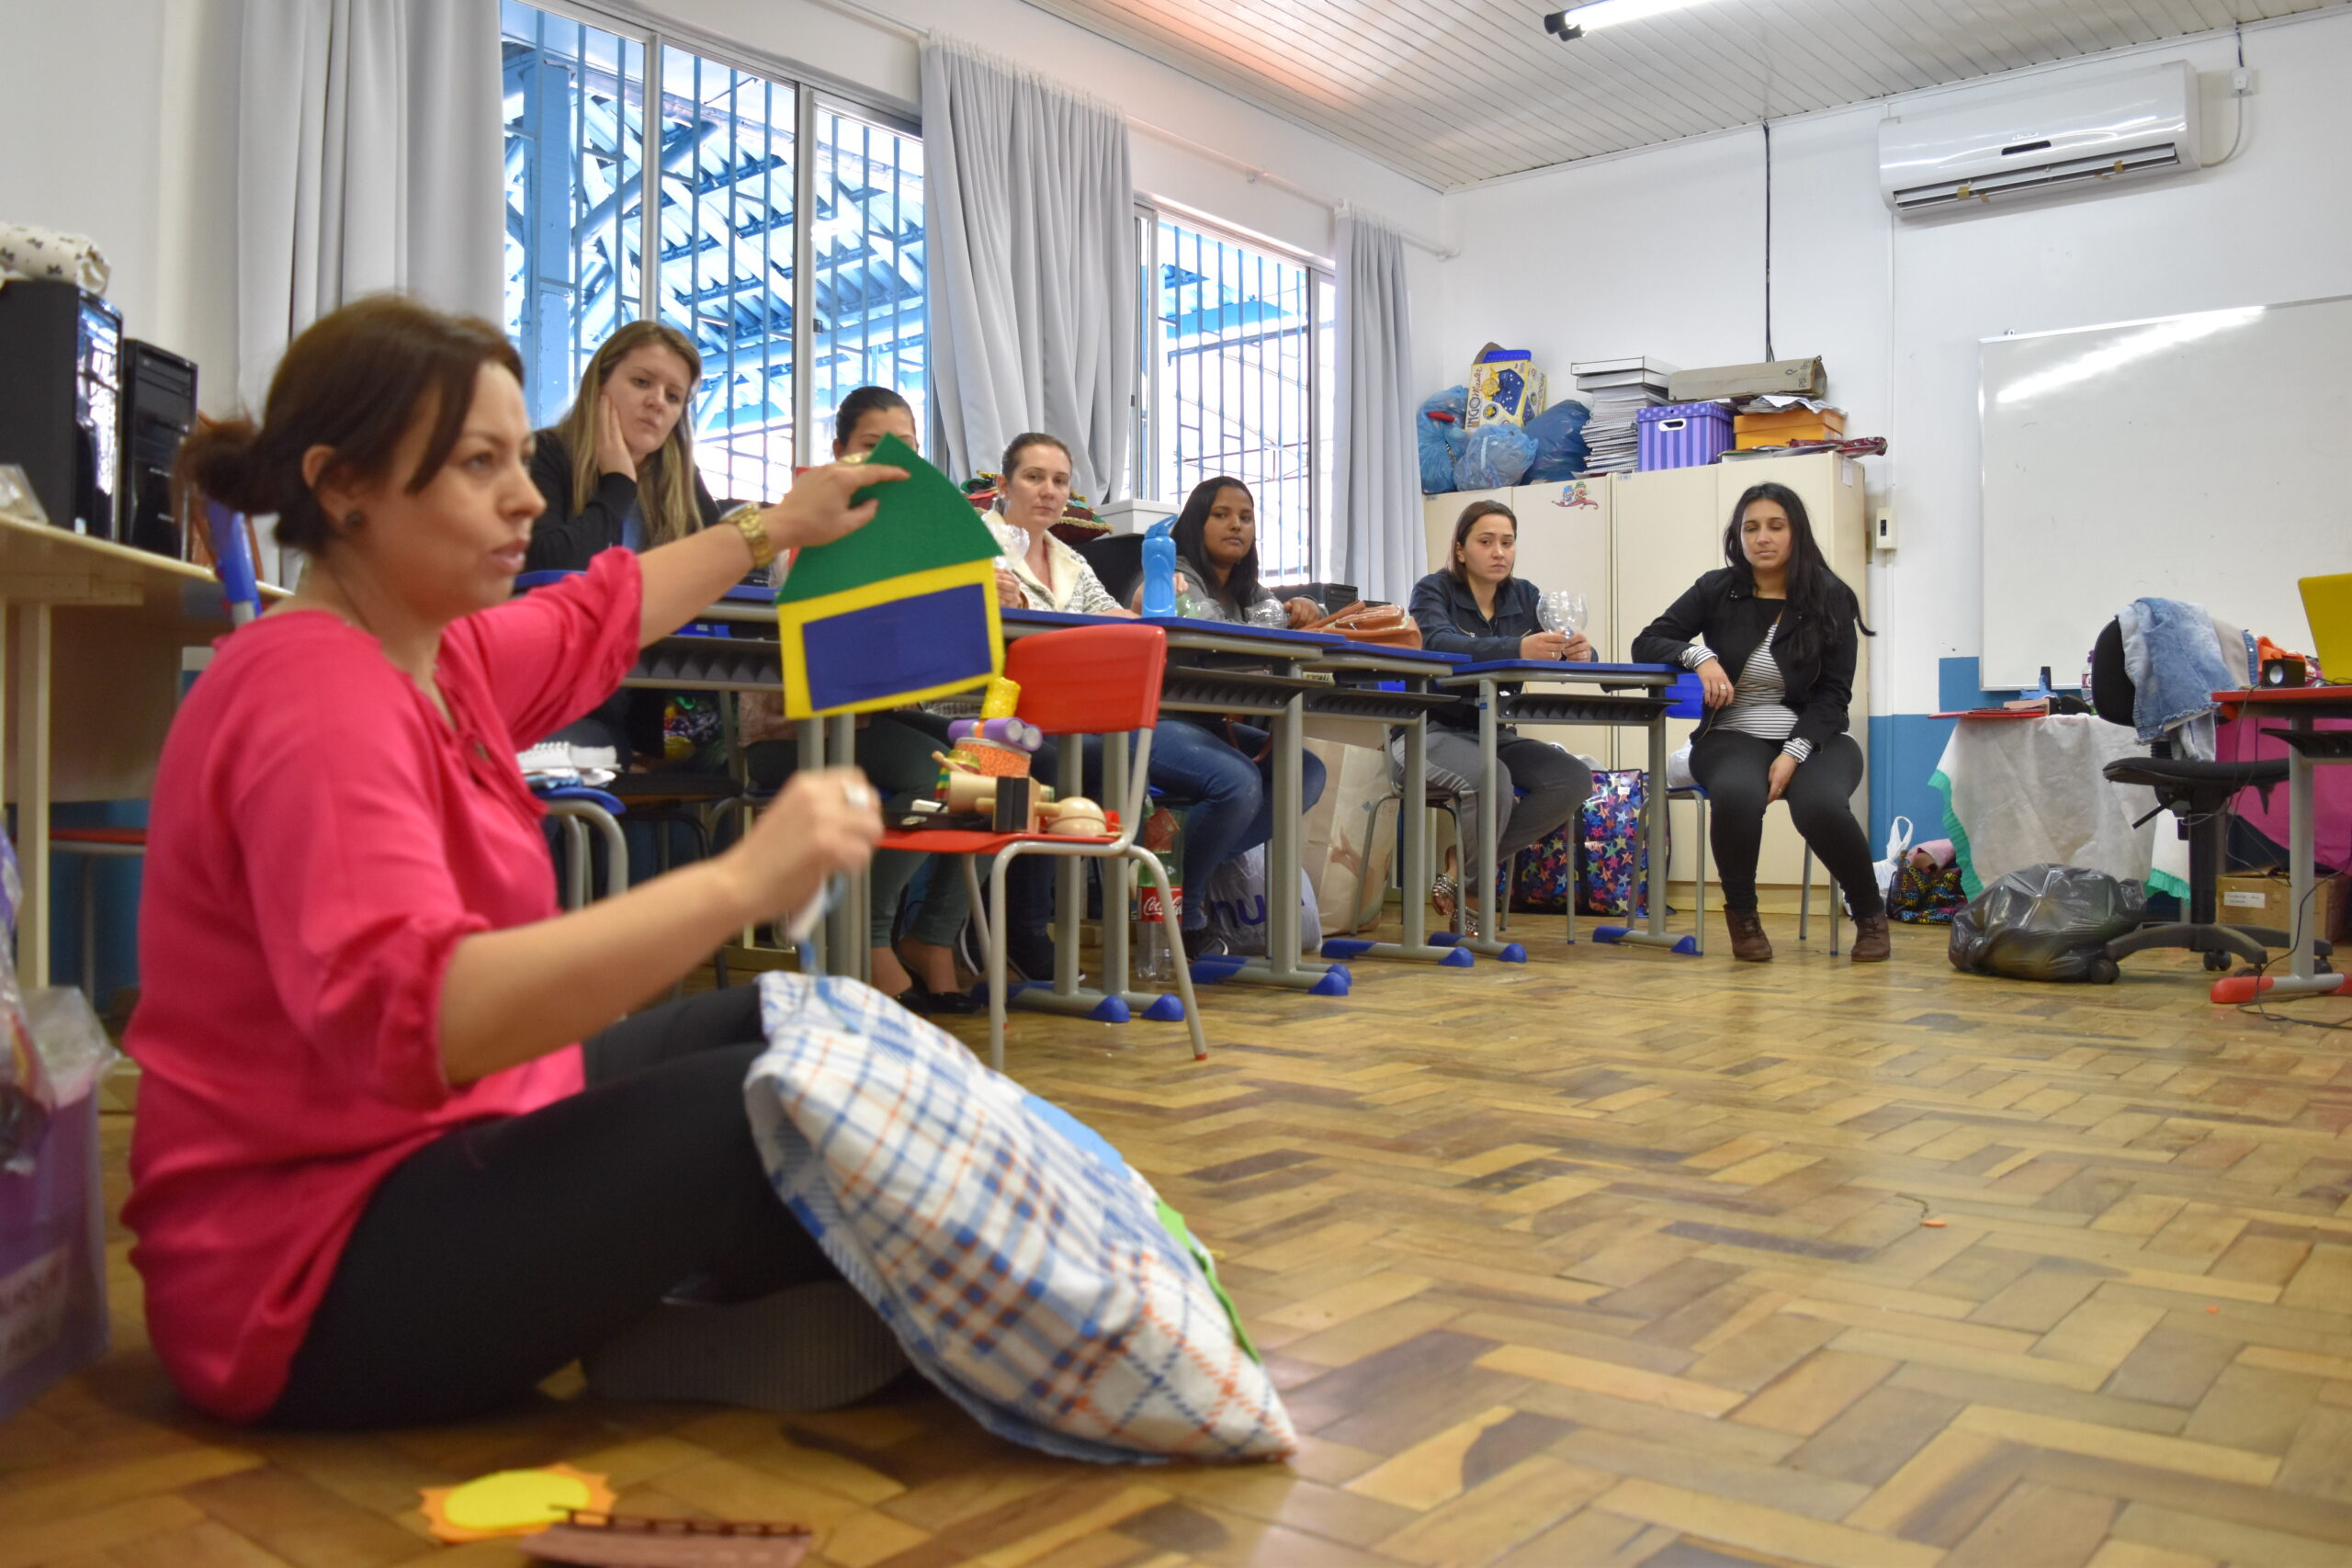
[724,502,776,570]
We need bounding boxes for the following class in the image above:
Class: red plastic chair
[876,624,1204,1072]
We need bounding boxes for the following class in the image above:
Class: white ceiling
[1023,0,2335,188]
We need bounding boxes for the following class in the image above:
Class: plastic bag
[1201,845,1321,956]
[1418,386,1467,495]
[0,834,50,1175]
[1855,815,1916,916]
[1523,400,1592,483]
[1947,863,2146,984]
[1454,423,1537,492]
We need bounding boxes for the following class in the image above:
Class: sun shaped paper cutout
[419,1464,616,1543]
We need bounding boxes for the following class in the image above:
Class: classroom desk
[0,514,273,987]
[1298,644,1475,969]
[998,608,1355,1007]
[2211,686,2352,1003]
[1435,660,1684,962]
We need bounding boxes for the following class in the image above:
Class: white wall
[1437,6,2352,715]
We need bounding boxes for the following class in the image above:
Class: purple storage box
[1636,402,1733,470]
[0,1088,107,1419]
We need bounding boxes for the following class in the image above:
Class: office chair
[2088,617,2312,971]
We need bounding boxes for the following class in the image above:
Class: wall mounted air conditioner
[1879,60,2201,217]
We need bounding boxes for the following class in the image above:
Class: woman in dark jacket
[1633,481,1884,964]
[1404,500,1595,931]
[526,320,723,570]
[524,321,725,762]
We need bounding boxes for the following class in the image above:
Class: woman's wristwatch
[723,502,777,570]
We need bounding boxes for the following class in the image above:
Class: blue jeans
[1146,717,1327,930]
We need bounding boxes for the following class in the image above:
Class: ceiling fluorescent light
[1544,0,1718,41]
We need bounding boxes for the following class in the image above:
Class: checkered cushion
[744,973,1295,1463]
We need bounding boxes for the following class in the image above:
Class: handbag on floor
[1579,769,1660,919]
[1510,821,1578,913]
[745,973,1295,1462]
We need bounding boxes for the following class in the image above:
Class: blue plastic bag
[1418,386,1467,495]
[1454,423,1537,491]
[1523,400,1592,483]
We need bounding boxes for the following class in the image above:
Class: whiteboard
[1979,294,2352,690]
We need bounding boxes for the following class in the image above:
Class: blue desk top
[517,569,773,604]
[1001,607,1348,649]
[1308,645,1470,667]
[1448,660,1679,678]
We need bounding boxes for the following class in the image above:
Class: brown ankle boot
[1851,910,1892,963]
[1725,909,1773,962]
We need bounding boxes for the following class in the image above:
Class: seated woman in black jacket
[526,321,721,569]
[1633,481,1886,964]
[1404,500,1595,932]
[525,321,725,762]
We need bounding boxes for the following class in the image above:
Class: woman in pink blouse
[125,296,902,1427]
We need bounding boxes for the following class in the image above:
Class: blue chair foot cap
[1498,942,1528,964]
[1672,935,1701,955]
[1309,967,1351,997]
[1592,926,1628,944]
[1143,994,1186,1022]
[1429,931,1464,948]
[1087,996,1132,1024]
[1441,946,1475,968]
[1320,937,1374,959]
[1189,956,1244,985]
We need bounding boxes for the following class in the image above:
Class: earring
[344,509,366,530]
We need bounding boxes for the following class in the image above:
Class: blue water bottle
[1141,518,1178,617]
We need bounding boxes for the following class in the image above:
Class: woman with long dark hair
[1633,481,1884,963]
[1153,477,1321,626]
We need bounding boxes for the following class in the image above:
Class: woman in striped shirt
[1634,482,1885,964]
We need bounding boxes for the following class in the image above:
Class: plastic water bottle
[1141,518,1178,618]
[1134,810,1183,983]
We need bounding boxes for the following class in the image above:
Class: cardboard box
[1734,407,1847,449]
[0,1088,107,1420]
[1465,344,1547,430]
[1668,357,1826,401]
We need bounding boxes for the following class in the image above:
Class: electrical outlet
[2232,66,2256,96]
[1872,508,1897,552]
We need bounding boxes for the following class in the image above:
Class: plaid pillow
[744,973,1295,1463]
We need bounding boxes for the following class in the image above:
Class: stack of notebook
[1570,357,1677,475]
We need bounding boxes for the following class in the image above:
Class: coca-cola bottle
[1135,807,1184,984]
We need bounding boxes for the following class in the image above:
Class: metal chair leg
[80,857,98,1006]
[1693,795,1709,956]
[1799,845,1813,942]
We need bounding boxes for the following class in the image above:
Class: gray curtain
[922,39,1136,500]
[235,0,503,412]
[1333,211,1419,604]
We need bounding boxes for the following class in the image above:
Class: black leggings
[1688,728,1882,919]
[266,987,835,1429]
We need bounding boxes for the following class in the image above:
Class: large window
[1141,217,1332,580]
[502,3,924,502]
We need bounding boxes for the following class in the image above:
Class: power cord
[2232,871,2349,1032]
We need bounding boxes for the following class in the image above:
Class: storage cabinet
[1419,452,1870,901]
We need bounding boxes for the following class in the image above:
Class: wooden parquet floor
[14,912,2352,1567]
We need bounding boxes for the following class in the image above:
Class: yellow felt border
[776,560,1003,718]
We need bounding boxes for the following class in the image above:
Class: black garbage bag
[1947,863,2147,984]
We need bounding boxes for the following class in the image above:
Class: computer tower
[119,341,198,557]
[0,279,123,538]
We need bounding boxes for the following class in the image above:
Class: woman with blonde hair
[526,319,722,570]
